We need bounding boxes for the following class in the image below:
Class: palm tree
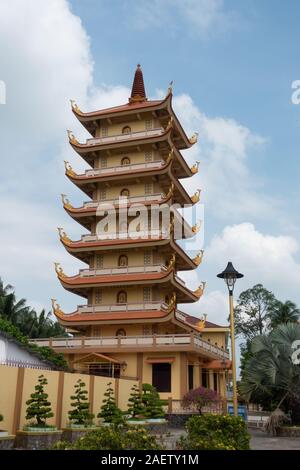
[0,278,13,297]
[269,301,300,328]
[0,291,29,325]
[240,323,300,427]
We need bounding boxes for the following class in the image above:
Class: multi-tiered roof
[53,65,207,334]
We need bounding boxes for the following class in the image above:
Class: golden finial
[64,160,77,177]
[191,189,201,204]
[57,227,71,244]
[166,116,174,131]
[194,282,206,298]
[51,299,65,318]
[190,161,200,174]
[166,148,174,164]
[67,129,79,145]
[196,313,207,330]
[54,262,66,279]
[166,182,175,199]
[193,250,204,266]
[192,221,201,233]
[189,132,199,145]
[70,99,83,115]
[167,81,173,95]
[167,253,176,270]
[61,193,73,210]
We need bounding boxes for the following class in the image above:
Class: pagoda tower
[48,65,229,399]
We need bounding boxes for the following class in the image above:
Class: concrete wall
[0,365,138,435]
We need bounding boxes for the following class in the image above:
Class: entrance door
[188,365,194,390]
[152,363,171,392]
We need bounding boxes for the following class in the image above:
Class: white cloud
[130,0,237,38]
[206,223,300,303]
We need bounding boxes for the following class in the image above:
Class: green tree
[268,301,300,329]
[68,379,94,426]
[239,323,300,424]
[25,375,54,426]
[142,383,165,419]
[98,382,124,424]
[127,384,144,419]
[234,284,277,340]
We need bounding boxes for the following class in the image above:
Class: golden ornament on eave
[191,189,201,204]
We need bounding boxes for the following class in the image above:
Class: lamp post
[217,262,243,417]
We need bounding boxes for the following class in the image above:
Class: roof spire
[129,64,147,103]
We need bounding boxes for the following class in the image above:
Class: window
[100,156,107,168]
[117,291,127,304]
[145,151,152,162]
[143,287,151,302]
[121,156,130,165]
[95,255,103,269]
[202,368,208,388]
[144,183,152,195]
[152,363,171,393]
[116,328,126,337]
[144,251,152,265]
[120,188,130,198]
[145,119,153,130]
[188,365,194,391]
[101,127,108,137]
[118,254,128,267]
[122,126,131,134]
[95,289,102,304]
[99,189,106,200]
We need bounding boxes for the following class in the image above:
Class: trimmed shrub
[142,383,165,419]
[127,384,144,419]
[178,414,250,450]
[68,379,94,426]
[98,382,124,424]
[25,375,54,427]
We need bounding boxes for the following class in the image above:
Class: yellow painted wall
[202,332,227,349]
[142,352,181,400]
[118,378,136,411]
[98,116,161,137]
[0,365,18,433]
[96,150,162,168]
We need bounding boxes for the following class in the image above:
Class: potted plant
[68,379,94,428]
[127,384,145,423]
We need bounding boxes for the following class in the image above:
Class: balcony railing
[79,264,167,277]
[77,301,167,314]
[85,160,165,177]
[80,228,169,242]
[83,193,166,209]
[86,128,164,146]
[30,333,229,359]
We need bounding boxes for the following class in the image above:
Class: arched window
[122,126,131,134]
[117,291,127,304]
[121,156,130,165]
[118,254,128,267]
[116,328,126,337]
[120,188,130,198]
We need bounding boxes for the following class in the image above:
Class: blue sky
[0,0,300,341]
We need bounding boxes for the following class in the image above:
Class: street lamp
[217,262,243,417]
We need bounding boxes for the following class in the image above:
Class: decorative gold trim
[61,193,73,210]
[166,116,174,131]
[64,160,77,177]
[51,299,65,318]
[194,282,206,298]
[190,161,200,174]
[70,99,83,115]
[192,221,201,233]
[54,262,66,279]
[165,182,174,199]
[166,148,174,163]
[67,129,79,145]
[168,216,174,235]
[57,227,71,244]
[167,291,177,311]
[196,314,207,330]
[189,132,198,145]
[193,250,204,266]
[191,189,201,204]
[167,253,176,270]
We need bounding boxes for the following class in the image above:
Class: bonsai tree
[25,374,54,427]
[142,383,165,419]
[68,379,94,426]
[182,387,220,415]
[98,382,124,424]
[127,384,145,419]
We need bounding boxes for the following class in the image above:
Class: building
[34,65,230,401]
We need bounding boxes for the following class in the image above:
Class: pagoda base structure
[36,65,231,402]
